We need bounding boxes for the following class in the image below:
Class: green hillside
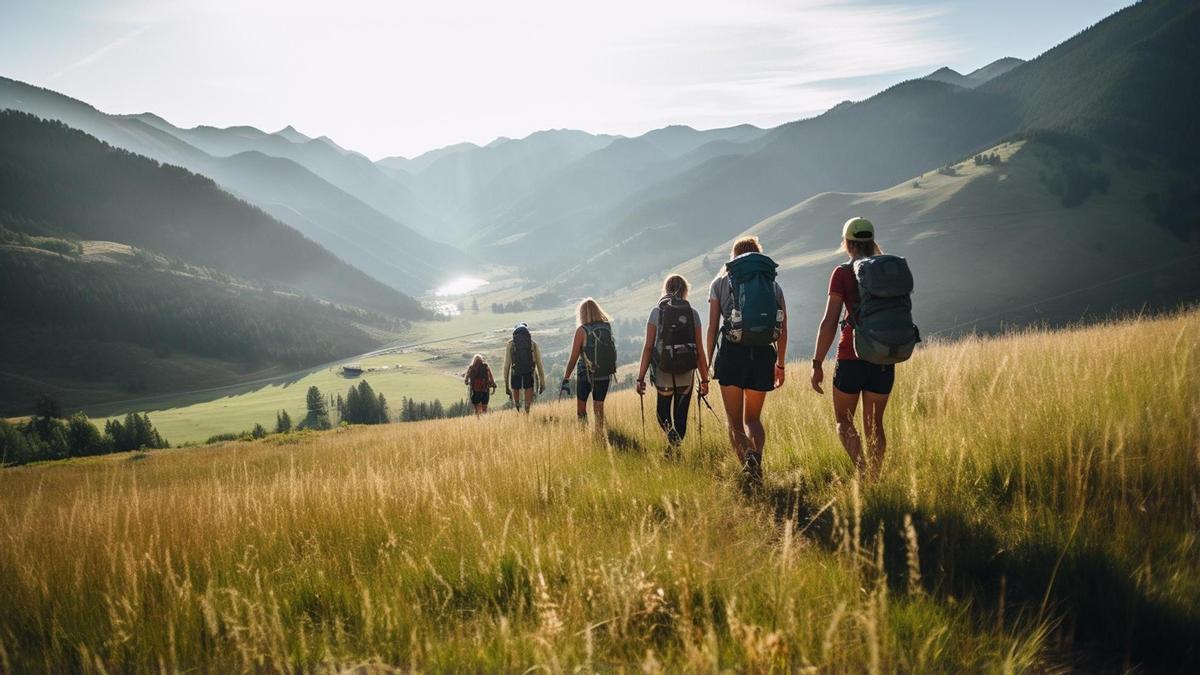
[0,244,397,414]
[0,77,461,294]
[608,138,1200,352]
[983,0,1200,165]
[0,111,424,317]
[1,311,1196,671]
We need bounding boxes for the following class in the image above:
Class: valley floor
[1,309,1197,672]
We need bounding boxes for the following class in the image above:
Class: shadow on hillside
[750,483,1200,671]
[605,428,644,454]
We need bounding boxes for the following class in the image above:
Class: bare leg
[523,389,534,414]
[719,385,753,462]
[593,401,605,432]
[576,398,587,418]
[832,388,864,473]
[742,389,768,454]
[862,392,890,479]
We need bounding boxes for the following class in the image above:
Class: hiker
[636,274,709,451]
[810,217,919,478]
[463,354,496,415]
[705,236,787,484]
[502,322,545,413]
[562,298,618,431]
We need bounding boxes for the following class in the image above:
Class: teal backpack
[723,252,783,347]
[843,255,920,364]
[582,322,617,378]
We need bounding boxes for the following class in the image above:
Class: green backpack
[724,252,783,347]
[844,255,921,364]
[582,322,617,378]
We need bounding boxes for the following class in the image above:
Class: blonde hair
[470,354,485,368]
[731,236,762,259]
[841,238,883,258]
[576,298,611,326]
[662,274,689,299]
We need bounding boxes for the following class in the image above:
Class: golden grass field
[1,309,1197,672]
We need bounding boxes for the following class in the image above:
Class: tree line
[0,394,168,466]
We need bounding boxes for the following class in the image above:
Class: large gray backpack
[844,255,920,364]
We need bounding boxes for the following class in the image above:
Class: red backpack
[468,363,491,393]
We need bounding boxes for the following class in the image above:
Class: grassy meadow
[1,309,1197,672]
[84,307,578,445]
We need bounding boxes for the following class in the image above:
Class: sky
[1,0,1134,160]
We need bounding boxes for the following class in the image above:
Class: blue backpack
[723,253,783,347]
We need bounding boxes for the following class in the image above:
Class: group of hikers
[462,218,919,480]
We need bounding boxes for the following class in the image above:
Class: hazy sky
[2,0,1133,159]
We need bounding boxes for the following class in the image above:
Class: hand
[698,380,710,397]
[505,388,512,397]
[636,379,646,396]
[774,363,787,388]
[539,384,545,395]
[810,364,824,394]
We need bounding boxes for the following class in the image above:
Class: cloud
[49,24,151,80]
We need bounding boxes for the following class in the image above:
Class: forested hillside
[0,247,389,413]
[0,111,426,317]
[983,0,1199,165]
[0,78,461,294]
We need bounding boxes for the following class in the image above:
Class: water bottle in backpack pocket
[848,255,921,364]
[723,252,783,347]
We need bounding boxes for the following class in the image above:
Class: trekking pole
[695,372,703,446]
[698,391,723,426]
[638,388,646,448]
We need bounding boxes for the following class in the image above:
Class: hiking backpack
[844,255,921,364]
[582,322,617,379]
[723,252,784,347]
[511,326,534,375]
[654,295,699,374]
[468,364,491,393]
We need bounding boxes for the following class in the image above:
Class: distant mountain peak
[924,58,1025,89]
[274,125,311,143]
[966,57,1025,83]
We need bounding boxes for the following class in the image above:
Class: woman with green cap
[810,217,891,478]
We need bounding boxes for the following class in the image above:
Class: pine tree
[275,410,292,434]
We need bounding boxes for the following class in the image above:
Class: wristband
[775,363,785,370]
[811,359,823,369]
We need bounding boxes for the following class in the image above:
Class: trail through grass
[1,309,1197,672]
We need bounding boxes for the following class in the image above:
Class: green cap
[842,217,875,241]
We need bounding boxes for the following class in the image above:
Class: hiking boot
[742,452,763,487]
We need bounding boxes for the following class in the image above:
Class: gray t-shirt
[647,305,702,389]
[709,273,786,326]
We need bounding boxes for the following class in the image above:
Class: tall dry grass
[0,309,1196,672]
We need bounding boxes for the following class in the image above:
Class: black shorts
[470,390,490,405]
[714,340,776,392]
[833,359,895,395]
[510,372,535,390]
[577,376,610,402]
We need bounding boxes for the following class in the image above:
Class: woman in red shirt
[810,217,892,478]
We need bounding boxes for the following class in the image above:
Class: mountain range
[1,0,1197,413]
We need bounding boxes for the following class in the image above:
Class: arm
[562,327,584,383]
[774,296,788,388]
[810,293,844,394]
[502,343,512,394]
[693,320,710,397]
[706,298,721,379]
[533,342,545,393]
[636,322,656,395]
[487,365,496,390]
